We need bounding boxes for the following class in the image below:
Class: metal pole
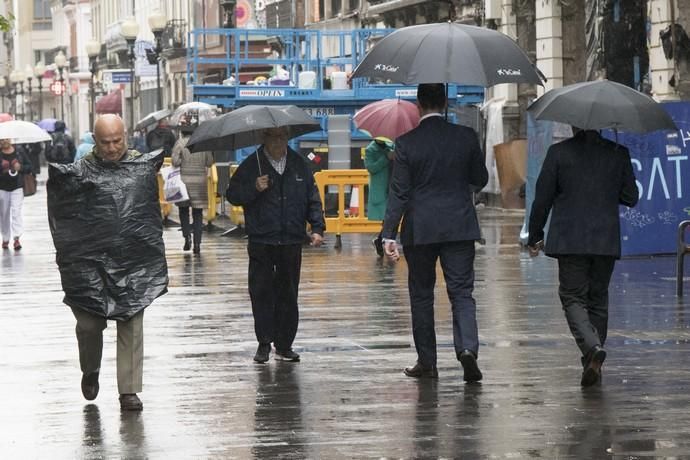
[27,77,33,121]
[89,74,95,129]
[59,69,65,121]
[89,57,96,129]
[37,77,43,120]
[18,82,24,120]
[156,54,162,111]
[154,32,163,111]
[129,45,135,135]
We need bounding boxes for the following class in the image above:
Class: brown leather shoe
[119,393,143,411]
[404,362,439,379]
[81,372,99,401]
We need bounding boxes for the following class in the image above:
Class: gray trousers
[557,255,616,357]
[71,307,144,394]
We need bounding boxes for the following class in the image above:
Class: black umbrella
[135,108,172,131]
[351,22,544,86]
[527,80,678,133]
[187,105,321,152]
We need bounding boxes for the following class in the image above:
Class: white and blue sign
[111,71,132,83]
[611,102,690,256]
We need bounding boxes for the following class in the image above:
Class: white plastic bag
[161,166,189,203]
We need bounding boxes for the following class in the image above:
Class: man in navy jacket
[382,83,488,382]
[227,127,325,364]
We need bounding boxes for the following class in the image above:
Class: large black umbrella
[527,80,678,133]
[350,22,544,86]
[187,105,322,152]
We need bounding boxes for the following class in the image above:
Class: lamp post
[0,77,6,113]
[220,0,237,28]
[86,39,101,129]
[54,51,67,121]
[11,70,25,120]
[25,65,33,121]
[34,62,45,120]
[121,17,140,136]
[148,12,166,111]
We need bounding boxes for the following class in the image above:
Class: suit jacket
[381,115,488,246]
[528,130,639,258]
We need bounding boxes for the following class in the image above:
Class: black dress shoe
[275,348,300,362]
[183,235,191,251]
[581,345,606,387]
[458,350,483,383]
[119,393,143,411]
[404,362,438,379]
[81,371,99,401]
[253,343,271,363]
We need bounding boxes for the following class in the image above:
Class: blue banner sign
[615,102,690,256]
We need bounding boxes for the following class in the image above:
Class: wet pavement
[3,179,690,459]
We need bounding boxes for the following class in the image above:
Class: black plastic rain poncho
[47,150,168,321]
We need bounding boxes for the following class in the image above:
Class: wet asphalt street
[3,180,690,459]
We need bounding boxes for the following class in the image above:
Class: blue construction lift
[187,28,484,164]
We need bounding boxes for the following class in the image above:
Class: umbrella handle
[256,151,262,176]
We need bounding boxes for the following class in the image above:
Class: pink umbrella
[353,99,420,140]
[0,113,13,123]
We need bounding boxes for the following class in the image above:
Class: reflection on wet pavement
[3,190,690,457]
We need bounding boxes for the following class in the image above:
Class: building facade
[1,1,687,156]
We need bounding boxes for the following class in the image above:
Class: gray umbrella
[350,22,544,86]
[527,80,678,133]
[187,105,322,153]
[135,108,172,131]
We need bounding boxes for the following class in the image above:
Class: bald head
[94,114,127,161]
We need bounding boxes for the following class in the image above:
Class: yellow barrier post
[158,158,173,222]
[206,163,219,223]
[313,169,383,248]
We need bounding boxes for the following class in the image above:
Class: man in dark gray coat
[227,127,325,364]
[528,129,638,387]
[382,83,488,382]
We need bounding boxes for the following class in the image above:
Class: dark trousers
[179,206,203,246]
[248,242,302,350]
[557,255,616,356]
[404,240,478,368]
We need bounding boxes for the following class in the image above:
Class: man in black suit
[528,129,638,387]
[382,83,488,382]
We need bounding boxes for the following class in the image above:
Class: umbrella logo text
[497,68,522,76]
[373,64,400,73]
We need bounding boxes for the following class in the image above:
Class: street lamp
[11,69,25,120]
[121,17,139,136]
[25,65,33,121]
[54,51,67,121]
[220,0,237,28]
[148,11,166,111]
[34,62,45,120]
[86,39,101,129]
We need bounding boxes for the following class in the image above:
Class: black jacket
[528,130,639,258]
[146,126,176,156]
[226,147,325,244]
[381,115,488,246]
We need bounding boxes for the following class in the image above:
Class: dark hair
[417,83,446,110]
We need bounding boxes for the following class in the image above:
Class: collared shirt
[265,150,287,175]
[419,113,444,122]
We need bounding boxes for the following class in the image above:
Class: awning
[95,89,122,115]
